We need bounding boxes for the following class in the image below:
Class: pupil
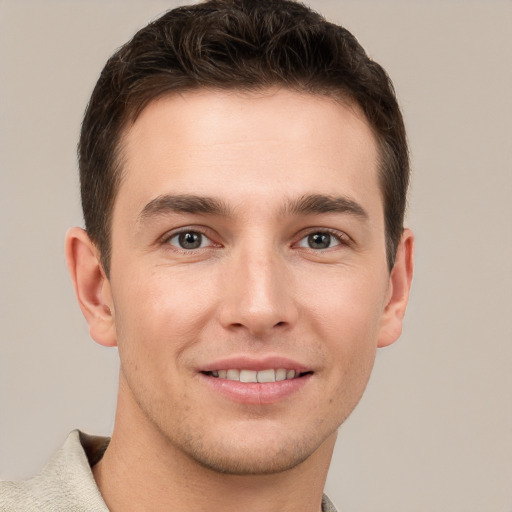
[308,233,330,249]
[179,232,201,249]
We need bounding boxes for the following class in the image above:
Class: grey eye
[169,231,208,250]
[308,233,331,249]
[298,232,341,250]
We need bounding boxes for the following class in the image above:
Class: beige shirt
[0,430,338,511]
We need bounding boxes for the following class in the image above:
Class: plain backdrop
[1,1,511,511]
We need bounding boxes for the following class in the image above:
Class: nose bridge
[220,234,296,335]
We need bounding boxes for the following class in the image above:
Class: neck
[93,377,336,512]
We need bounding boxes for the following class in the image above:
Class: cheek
[303,267,387,340]
[300,267,386,392]
[111,266,218,363]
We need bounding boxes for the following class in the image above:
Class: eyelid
[157,225,351,251]
[159,226,221,249]
[293,227,352,249]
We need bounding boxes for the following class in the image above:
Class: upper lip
[198,355,311,373]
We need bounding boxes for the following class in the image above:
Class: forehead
[116,88,381,219]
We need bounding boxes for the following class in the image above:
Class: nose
[218,242,298,337]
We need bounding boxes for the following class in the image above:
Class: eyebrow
[138,194,232,222]
[137,192,368,224]
[283,194,368,219]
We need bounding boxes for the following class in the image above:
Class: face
[104,88,400,474]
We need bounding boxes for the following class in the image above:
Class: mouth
[201,368,313,383]
[199,363,314,404]
[198,357,314,404]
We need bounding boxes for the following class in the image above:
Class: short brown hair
[79,0,409,275]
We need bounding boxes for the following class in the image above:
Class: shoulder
[0,430,109,511]
[322,493,339,512]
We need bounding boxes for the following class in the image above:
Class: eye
[297,231,341,250]
[167,230,212,250]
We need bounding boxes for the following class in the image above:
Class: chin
[171,424,335,476]
[188,442,314,476]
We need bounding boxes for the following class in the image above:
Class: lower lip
[200,373,312,405]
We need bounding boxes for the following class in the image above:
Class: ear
[377,228,414,348]
[65,227,117,347]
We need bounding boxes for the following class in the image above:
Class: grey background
[1,1,511,511]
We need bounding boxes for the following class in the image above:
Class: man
[1,0,413,510]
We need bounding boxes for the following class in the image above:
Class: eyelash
[160,227,218,253]
[159,227,351,253]
[295,228,351,251]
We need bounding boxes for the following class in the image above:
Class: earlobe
[65,227,117,347]
[377,228,414,348]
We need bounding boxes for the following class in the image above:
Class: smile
[203,368,308,382]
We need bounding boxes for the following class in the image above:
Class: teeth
[257,369,276,383]
[275,369,287,381]
[226,369,240,381]
[211,368,299,382]
[240,370,258,383]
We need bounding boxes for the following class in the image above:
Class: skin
[66,88,413,512]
